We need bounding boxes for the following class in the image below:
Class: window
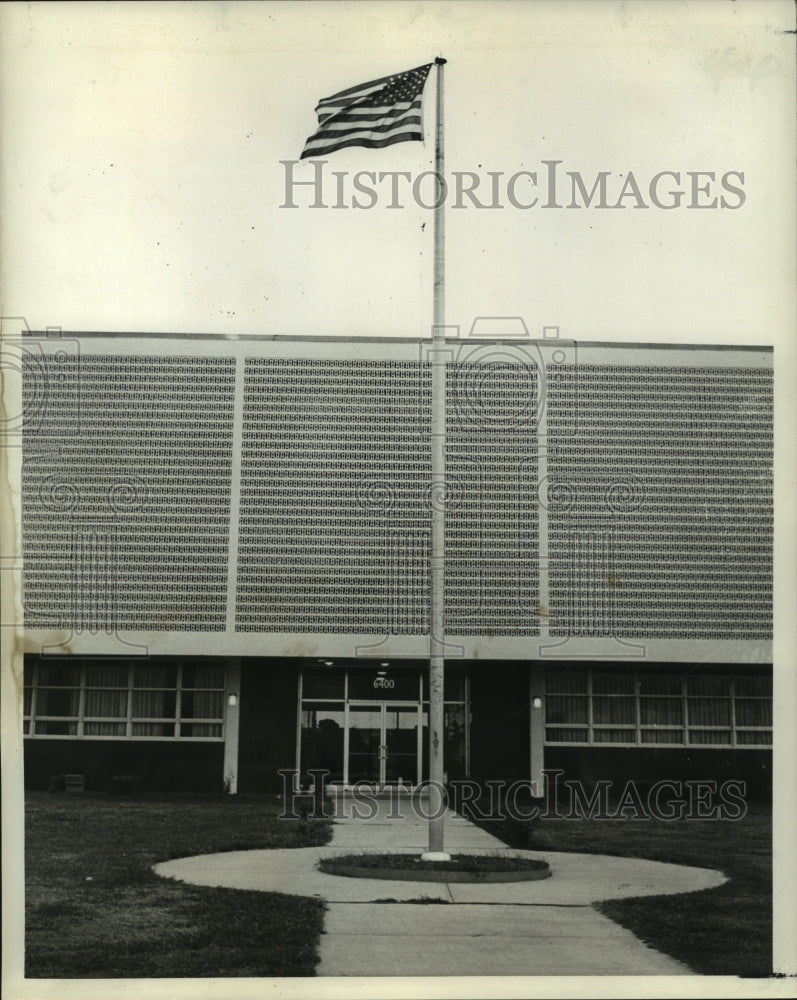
[544,666,772,748]
[24,658,225,740]
[545,669,588,743]
[639,670,684,744]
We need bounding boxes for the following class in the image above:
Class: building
[20,331,773,798]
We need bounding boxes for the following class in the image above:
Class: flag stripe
[300,131,424,160]
[302,115,422,153]
[302,127,422,157]
[301,63,432,160]
[318,100,420,125]
[309,116,422,140]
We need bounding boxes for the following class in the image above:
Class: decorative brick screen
[546,365,773,639]
[22,355,235,630]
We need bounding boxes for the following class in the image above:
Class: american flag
[300,64,433,159]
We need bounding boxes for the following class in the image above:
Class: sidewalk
[154,793,726,976]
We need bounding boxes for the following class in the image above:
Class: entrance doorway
[347,703,428,787]
[297,665,468,790]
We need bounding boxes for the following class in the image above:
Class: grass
[373,896,452,904]
[25,791,332,978]
[472,797,772,977]
[321,852,549,872]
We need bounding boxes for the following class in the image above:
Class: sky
[1,0,794,344]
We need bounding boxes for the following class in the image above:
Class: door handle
[378,744,387,761]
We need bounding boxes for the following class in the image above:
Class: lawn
[25,791,332,978]
[474,796,772,977]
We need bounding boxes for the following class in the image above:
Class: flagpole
[423,55,449,861]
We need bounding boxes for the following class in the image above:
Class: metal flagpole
[422,55,450,861]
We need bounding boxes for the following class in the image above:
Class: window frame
[23,659,226,741]
[544,666,772,749]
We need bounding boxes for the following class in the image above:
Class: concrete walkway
[154,794,726,976]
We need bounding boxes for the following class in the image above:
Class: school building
[20,331,773,797]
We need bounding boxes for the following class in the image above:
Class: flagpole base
[420,851,452,862]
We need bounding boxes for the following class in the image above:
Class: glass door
[347,705,383,785]
[383,704,424,787]
[346,703,423,787]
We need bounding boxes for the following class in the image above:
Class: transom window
[544,666,771,748]
[24,658,226,740]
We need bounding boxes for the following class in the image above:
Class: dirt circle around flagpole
[318,853,551,883]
